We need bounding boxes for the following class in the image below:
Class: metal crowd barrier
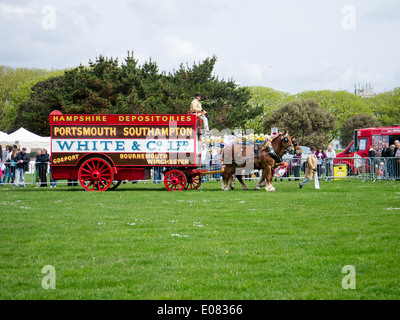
[0,161,59,187]
[311,157,400,182]
[201,156,400,183]
[1,157,399,187]
[0,162,168,187]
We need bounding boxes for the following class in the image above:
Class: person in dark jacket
[36,149,50,187]
[384,144,396,179]
[368,144,378,177]
[315,146,327,178]
[381,143,390,157]
[14,147,31,188]
[368,144,377,158]
[0,145,4,185]
[292,148,302,181]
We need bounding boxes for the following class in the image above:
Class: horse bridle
[281,134,294,154]
[267,134,294,163]
[292,137,299,150]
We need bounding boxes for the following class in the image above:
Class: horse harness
[255,135,294,164]
[268,145,284,163]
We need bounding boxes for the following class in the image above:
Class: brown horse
[254,133,297,192]
[221,131,295,192]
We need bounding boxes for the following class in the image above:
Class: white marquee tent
[0,130,9,142]
[0,127,50,153]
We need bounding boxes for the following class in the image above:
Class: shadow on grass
[0,180,335,193]
[1,185,223,193]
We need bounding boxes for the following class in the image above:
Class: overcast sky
[1,0,399,94]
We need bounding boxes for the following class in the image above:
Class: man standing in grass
[299,146,318,189]
[14,147,30,188]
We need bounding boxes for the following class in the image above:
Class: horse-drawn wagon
[49,111,213,192]
[50,111,296,192]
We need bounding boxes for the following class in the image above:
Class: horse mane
[271,133,283,149]
[260,133,282,151]
[270,131,290,154]
[271,133,283,142]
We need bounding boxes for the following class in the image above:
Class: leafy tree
[339,113,381,147]
[369,87,400,126]
[12,76,65,135]
[264,98,337,148]
[14,53,256,135]
[0,66,63,132]
[286,90,371,138]
[245,87,290,132]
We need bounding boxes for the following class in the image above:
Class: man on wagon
[190,93,209,133]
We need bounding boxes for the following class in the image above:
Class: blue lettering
[168,141,179,151]
[100,141,113,151]
[92,141,98,151]
[116,141,125,151]
[56,141,75,151]
[77,141,89,151]
[147,141,156,151]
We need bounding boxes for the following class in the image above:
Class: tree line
[247,86,400,147]
[0,66,64,132]
[1,53,399,149]
[2,53,256,137]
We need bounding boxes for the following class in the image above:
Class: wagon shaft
[199,169,225,176]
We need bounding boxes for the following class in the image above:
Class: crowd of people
[1,139,400,188]
[199,139,400,182]
[0,145,57,188]
[269,145,337,182]
[368,141,400,180]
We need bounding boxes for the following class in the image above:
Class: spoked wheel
[78,158,114,192]
[108,180,122,191]
[185,174,202,190]
[164,170,187,192]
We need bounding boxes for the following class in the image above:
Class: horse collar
[269,145,283,163]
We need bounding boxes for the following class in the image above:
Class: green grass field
[0,179,399,300]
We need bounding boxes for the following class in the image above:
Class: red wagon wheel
[186,174,202,190]
[164,170,187,192]
[78,158,114,192]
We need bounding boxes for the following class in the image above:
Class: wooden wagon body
[49,111,206,191]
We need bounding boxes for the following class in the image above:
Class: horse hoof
[242,187,250,191]
[254,186,260,191]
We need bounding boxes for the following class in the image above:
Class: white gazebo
[0,127,50,153]
[0,131,10,150]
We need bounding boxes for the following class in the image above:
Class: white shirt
[201,148,210,164]
[326,149,336,159]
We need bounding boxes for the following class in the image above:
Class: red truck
[336,124,400,174]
